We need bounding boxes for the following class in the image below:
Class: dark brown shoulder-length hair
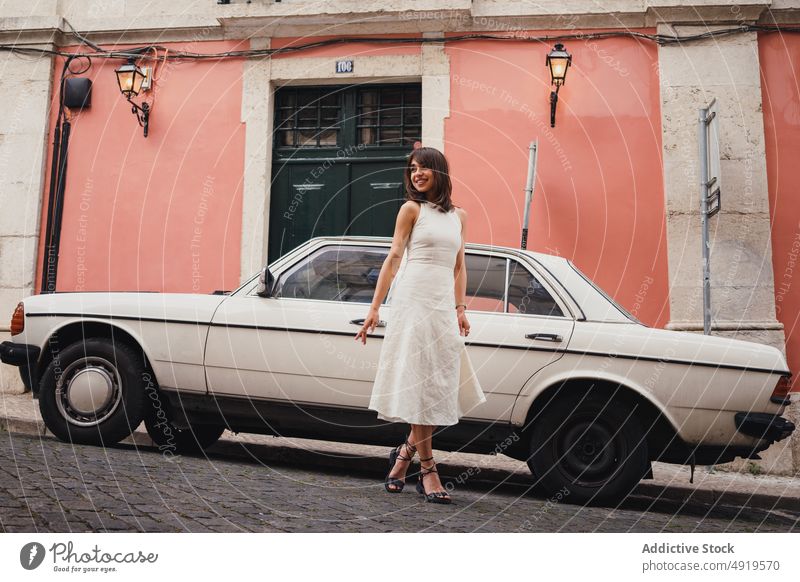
[403,146,455,213]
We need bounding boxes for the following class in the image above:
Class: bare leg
[413,424,450,500]
[385,428,418,491]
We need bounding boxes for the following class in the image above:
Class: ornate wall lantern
[115,58,150,137]
[546,43,572,128]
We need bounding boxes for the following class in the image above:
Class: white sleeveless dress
[368,200,487,426]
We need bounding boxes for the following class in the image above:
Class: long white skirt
[368,261,486,426]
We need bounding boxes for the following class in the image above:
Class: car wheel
[38,338,148,446]
[527,393,649,505]
[143,387,225,455]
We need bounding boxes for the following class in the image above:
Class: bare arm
[370,201,418,311]
[356,202,418,344]
[454,208,471,336]
[454,208,467,308]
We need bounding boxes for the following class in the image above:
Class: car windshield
[567,260,645,326]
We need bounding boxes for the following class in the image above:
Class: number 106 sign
[336,60,353,74]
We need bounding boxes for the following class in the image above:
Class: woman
[355,146,486,505]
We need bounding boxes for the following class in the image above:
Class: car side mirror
[256,266,275,298]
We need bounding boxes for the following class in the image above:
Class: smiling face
[403,146,453,209]
[409,159,435,194]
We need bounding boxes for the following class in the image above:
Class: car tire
[143,387,225,455]
[38,338,148,446]
[526,392,649,506]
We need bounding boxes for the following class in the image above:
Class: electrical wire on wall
[41,54,91,293]
[2,22,799,65]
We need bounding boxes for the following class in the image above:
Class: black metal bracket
[550,86,560,128]
[127,99,150,137]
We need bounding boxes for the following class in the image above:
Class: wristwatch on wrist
[455,303,467,310]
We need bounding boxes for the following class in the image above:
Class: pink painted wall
[35,41,247,294]
[37,34,670,332]
[760,32,800,391]
[444,32,670,328]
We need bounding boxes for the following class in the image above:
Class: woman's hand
[355,307,380,345]
[457,309,471,337]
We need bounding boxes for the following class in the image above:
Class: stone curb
[3,414,798,513]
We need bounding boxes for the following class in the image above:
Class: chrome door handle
[525,332,562,343]
[350,318,386,327]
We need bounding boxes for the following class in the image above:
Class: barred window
[356,86,421,146]
[276,88,342,148]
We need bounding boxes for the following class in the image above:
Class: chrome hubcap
[56,356,123,426]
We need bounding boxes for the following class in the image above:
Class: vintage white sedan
[1,236,794,504]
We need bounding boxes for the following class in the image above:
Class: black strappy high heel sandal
[416,456,452,504]
[384,438,417,493]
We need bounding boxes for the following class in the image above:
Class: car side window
[464,254,506,313]
[463,253,565,316]
[507,260,564,317]
[273,246,389,303]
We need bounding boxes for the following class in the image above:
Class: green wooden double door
[268,83,422,264]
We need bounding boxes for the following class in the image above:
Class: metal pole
[49,118,71,293]
[41,117,62,293]
[521,140,538,250]
[699,106,711,335]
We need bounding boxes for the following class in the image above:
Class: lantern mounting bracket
[128,100,150,137]
[550,85,561,128]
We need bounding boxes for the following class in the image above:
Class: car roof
[302,235,570,267]
[264,236,635,324]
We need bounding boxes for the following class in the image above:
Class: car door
[204,244,392,408]
[461,252,575,422]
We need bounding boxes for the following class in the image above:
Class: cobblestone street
[1,433,796,533]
